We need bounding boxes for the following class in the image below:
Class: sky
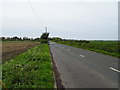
[1,0,119,40]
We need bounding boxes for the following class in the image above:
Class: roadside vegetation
[2,44,54,88]
[55,40,119,58]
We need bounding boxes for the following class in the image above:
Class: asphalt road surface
[49,42,119,88]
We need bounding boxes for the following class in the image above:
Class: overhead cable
[27,0,45,27]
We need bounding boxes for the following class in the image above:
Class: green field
[2,44,54,88]
[57,40,119,58]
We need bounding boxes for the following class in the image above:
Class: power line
[27,0,45,27]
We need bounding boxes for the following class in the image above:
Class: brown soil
[2,41,39,61]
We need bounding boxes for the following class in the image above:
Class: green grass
[57,40,119,58]
[2,44,54,88]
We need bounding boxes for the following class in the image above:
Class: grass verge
[57,41,119,58]
[2,44,54,88]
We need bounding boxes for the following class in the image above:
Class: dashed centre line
[110,67,120,73]
[68,49,70,51]
[80,55,84,57]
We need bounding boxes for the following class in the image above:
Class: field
[57,40,120,58]
[2,41,39,61]
[2,43,54,88]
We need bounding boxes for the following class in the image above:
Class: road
[49,42,119,88]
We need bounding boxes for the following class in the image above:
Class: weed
[2,44,54,88]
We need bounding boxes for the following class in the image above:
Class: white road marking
[80,55,84,57]
[110,67,120,73]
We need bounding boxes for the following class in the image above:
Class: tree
[51,37,62,42]
[40,32,49,43]
[13,36,19,41]
[2,37,5,41]
[41,33,49,39]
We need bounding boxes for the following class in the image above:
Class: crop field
[57,40,120,58]
[2,41,39,61]
[2,44,54,88]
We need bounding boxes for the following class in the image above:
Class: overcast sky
[1,0,118,40]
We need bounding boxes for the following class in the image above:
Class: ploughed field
[2,41,39,61]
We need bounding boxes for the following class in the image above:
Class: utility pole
[45,27,47,33]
